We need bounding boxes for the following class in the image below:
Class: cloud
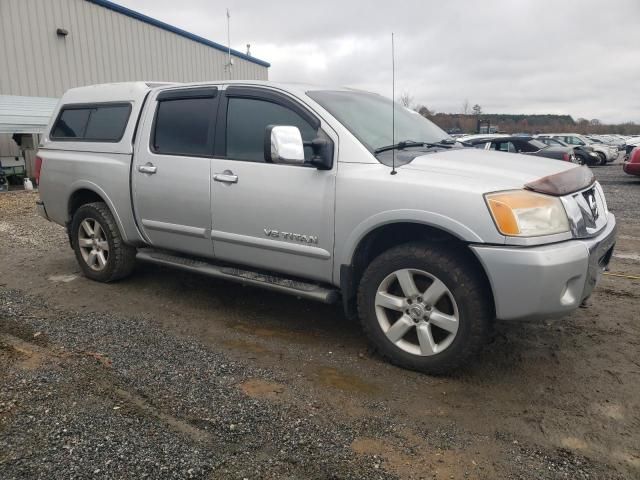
[117,0,640,123]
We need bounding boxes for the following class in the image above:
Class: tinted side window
[153,97,216,156]
[517,141,538,153]
[493,142,516,152]
[226,97,317,162]
[84,105,131,141]
[51,104,131,141]
[51,109,91,138]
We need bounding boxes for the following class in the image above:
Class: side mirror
[265,125,305,165]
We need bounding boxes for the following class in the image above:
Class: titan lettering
[264,229,318,244]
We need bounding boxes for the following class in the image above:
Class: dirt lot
[1,160,639,479]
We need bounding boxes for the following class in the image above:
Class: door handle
[138,163,157,174]
[213,172,238,184]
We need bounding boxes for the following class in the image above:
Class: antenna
[391,32,397,175]
[226,9,233,78]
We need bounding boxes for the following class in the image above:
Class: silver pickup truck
[36,81,616,374]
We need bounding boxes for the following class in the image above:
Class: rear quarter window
[50,103,131,142]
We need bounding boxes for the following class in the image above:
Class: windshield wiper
[374,140,423,154]
[375,139,458,154]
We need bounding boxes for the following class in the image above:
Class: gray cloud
[118,0,640,123]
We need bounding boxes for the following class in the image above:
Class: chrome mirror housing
[265,125,305,165]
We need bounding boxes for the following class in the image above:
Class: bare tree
[472,104,483,116]
[399,92,414,108]
[462,99,470,115]
[415,105,432,118]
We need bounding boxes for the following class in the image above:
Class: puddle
[311,367,378,394]
[48,274,79,283]
[239,379,285,400]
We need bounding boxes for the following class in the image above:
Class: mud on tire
[357,242,493,375]
[71,202,136,282]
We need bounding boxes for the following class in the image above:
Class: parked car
[624,137,640,160]
[623,147,640,177]
[35,81,617,374]
[535,136,601,166]
[590,135,625,151]
[463,135,577,163]
[537,134,617,165]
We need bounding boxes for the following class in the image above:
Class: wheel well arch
[341,222,494,316]
[68,188,105,218]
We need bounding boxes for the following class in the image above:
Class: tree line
[402,95,640,135]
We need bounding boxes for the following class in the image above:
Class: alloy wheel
[375,268,459,356]
[77,218,110,271]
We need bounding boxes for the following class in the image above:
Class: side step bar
[136,249,340,304]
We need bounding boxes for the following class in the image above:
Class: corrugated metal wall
[0,0,269,98]
[0,134,20,157]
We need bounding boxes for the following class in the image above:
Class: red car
[624,147,640,177]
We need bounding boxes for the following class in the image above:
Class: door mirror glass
[265,125,305,165]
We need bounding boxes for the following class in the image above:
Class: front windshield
[307,90,450,152]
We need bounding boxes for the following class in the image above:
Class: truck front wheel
[357,242,492,375]
[71,202,136,282]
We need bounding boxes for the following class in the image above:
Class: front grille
[581,187,600,224]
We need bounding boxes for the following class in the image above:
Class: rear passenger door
[133,87,218,258]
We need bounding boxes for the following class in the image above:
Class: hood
[401,148,577,192]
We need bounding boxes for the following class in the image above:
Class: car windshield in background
[307,90,451,153]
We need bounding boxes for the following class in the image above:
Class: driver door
[209,87,337,282]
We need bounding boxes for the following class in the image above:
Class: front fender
[338,209,487,270]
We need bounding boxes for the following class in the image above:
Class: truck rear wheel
[357,242,492,375]
[71,202,136,282]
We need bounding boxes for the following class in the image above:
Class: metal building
[0,0,270,182]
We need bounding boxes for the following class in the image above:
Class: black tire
[597,152,607,166]
[71,202,136,282]
[357,242,493,375]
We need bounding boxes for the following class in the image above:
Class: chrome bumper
[471,213,616,321]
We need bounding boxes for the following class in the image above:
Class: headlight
[485,190,569,237]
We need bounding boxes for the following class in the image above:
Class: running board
[136,249,340,304]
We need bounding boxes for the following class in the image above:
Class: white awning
[0,95,59,134]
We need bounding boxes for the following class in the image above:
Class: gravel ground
[1,290,395,480]
[1,157,639,479]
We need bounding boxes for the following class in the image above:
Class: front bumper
[471,213,616,320]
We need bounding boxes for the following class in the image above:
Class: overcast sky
[117,0,640,124]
